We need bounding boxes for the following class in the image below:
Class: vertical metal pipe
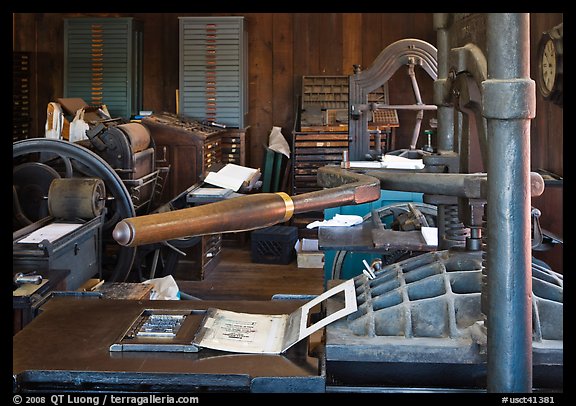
[408,64,424,150]
[433,13,458,251]
[484,13,535,393]
[433,13,455,152]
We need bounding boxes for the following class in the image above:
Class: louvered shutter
[64,18,143,119]
[179,16,247,128]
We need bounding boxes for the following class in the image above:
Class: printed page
[193,279,357,354]
[194,309,287,354]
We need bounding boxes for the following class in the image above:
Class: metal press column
[483,13,535,392]
[433,13,455,153]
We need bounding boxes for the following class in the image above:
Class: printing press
[13,13,562,394]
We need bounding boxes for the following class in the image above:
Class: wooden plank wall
[529,13,563,273]
[13,12,437,169]
[12,13,562,168]
[13,12,563,271]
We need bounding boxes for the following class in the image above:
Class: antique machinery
[348,38,438,160]
[320,13,563,393]
[13,138,136,282]
[13,177,107,332]
[318,170,561,392]
[13,13,562,394]
[81,121,166,215]
[109,13,562,393]
[325,201,440,281]
[12,118,168,283]
[13,177,107,290]
[111,169,381,247]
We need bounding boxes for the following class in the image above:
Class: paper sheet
[18,223,83,244]
[299,238,319,251]
[307,214,363,229]
[421,226,439,246]
[348,155,425,170]
[381,154,425,169]
[268,126,291,158]
[142,275,181,300]
[349,161,384,169]
[194,310,288,354]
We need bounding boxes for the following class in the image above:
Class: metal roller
[116,122,151,153]
[48,178,106,220]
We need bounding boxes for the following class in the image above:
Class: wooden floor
[175,242,325,301]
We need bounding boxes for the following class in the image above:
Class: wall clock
[536,22,563,106]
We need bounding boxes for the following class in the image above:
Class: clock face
[541,39,557,92]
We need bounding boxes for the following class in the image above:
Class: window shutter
[64,17,143,119]
[179,16,247,128]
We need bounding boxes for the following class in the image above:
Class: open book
[204,163,261,192]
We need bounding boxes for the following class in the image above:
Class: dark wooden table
[13,296,323,393]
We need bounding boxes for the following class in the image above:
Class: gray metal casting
[324,249,562,389]
[318,167,544,201]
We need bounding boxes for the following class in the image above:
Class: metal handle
[14,272,42,285]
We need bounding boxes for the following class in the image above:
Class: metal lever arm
[330,169,545,199]
[113,168,381,247]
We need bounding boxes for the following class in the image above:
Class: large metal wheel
[330,202,438,280]
[13,138,137,282]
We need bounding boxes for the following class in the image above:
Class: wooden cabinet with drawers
[292,128,349,195]
[141,114,223,205]
[140,113,224,279]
